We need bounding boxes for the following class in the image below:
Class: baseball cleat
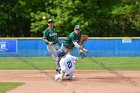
[56,68,61,74]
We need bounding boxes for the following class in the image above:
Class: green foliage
[0,0,31,37]
[0,0,140,37]
[110,0,140,36]
[30,12,48,33]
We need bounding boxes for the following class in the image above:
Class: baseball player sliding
[55,50,78,81]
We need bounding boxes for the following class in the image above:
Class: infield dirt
[0,70,140,93]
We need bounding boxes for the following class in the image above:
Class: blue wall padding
[0,39,140,57]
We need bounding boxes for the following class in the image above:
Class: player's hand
[83,48,88,53]
[48,42,54,46]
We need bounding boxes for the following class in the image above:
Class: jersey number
[67,60,72,69]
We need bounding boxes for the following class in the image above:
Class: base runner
[55,50,78,81]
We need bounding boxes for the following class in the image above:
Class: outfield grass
[0,57,140,70]
[0,82,23,93]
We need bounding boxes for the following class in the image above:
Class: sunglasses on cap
[48,21,53,23]
[75,29,80,31]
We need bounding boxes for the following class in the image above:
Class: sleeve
[67,54,78,61]
[70,55,78,61]
[73,42,80,48]
[43,29,49,39]
[69,32,77,42]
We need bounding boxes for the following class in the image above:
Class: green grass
[76,57,140,70]
[0,82,23,93]
[0,57,140,70]
[0,57,55,70]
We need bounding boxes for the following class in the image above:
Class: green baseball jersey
[63,31,81,49]
[43,28,58,44]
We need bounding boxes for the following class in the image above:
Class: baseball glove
[78,34,88,58]
[78,34,88,45]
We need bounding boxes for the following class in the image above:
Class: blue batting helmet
[57,50,65,57]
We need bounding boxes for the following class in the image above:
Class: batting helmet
[57,50,65,57]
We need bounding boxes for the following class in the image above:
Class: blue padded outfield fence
[0,37,140,57]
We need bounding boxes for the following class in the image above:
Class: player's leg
[47,45,61,73]
[51,44,62,73]
[60,45,72,55]
[47,45,58,62]
[65,72,74,80]
[55,71,74,81]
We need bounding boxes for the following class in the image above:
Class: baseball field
[0,57,140,93]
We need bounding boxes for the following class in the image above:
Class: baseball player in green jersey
[43,19,61,72]
[61,25,88,55]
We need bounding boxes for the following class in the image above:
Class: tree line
[0,0,140,37]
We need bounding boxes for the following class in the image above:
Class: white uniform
[60,54,78,74]
[55,54,78,81]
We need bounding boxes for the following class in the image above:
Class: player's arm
[71,34,82,49]
[43,38,49,43]
[70,55,78,64]
[73,42,88,52]
[73,42,81,49]
[43,39,54,46]
[70,34,88,52]
[43,29,49,43]
[43,30,53,45]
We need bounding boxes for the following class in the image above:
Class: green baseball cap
[74,25,80,30]
[48,19,53,23]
